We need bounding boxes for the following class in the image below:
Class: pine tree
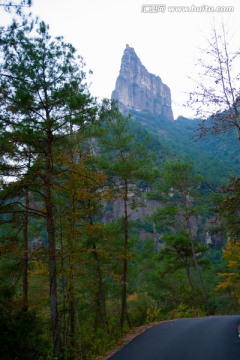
[152,161,211,314]
[0,20,97,358]
[160,231,208,299]
[55,135,110,358]
[97,106,153,330]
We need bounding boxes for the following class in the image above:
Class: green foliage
[168,302,206,319]
[79,321,122,360]
[132,112,239,185]
[0,19,97,182]
[97,109,154,184]
[160,231,209,272]
[0,286,50,360]
[151,161,205,233]
[217,178,240,241]
[128,293,160,326]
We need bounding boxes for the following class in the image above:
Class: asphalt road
[109,315,240,360]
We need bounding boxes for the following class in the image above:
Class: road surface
[109,315,240,360]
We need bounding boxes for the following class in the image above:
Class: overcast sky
[4,0,240,119]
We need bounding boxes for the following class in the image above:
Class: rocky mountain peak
[112,45,174,120]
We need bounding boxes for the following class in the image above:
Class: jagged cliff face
[112,44,174,120]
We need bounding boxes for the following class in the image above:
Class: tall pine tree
[0,20,97,357]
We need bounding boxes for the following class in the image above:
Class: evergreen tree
[97,105,153,330]
[55,134,111,358]
[151,161,211,314]
[160,231,208,299]
[0,20,97,358]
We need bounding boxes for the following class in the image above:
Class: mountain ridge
[111,45,240,184]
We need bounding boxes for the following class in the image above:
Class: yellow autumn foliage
[128,293,138,302]
[216,240,240,304]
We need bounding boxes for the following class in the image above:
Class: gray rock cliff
[112,44,174,120]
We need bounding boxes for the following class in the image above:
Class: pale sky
[3,0,240,119]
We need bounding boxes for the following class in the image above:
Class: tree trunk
[69,277,76,360]
[68,193,77,360]
[120,179,130,330]
[22,187,29,311]
[187,218,211,315]
[45,126,60,358]
[88,202,109,331]
[92,242,109,330]
[185,263,195,299]
[45,183,61,358]
[60,225,67,360]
